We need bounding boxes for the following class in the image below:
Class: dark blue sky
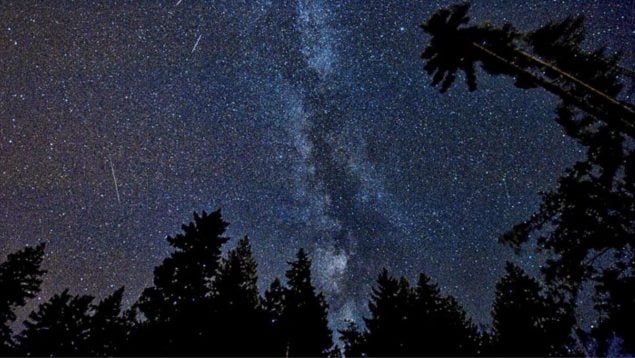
[1,0,633,327]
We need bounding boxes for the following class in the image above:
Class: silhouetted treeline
[0,208,630,356]
[0,2,633,356]
[1,211,332,356]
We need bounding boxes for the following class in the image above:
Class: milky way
[1,0,633,327]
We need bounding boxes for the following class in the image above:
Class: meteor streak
[192,34,202,53]
[109,157,121,205]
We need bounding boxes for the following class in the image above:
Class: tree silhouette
[17,289,93,356]
[216,236,259,310]
[129,209,230,355]
[16,287,129,356]
[407,274,477,355]
[86,287,129,356]
[136,210,229,322]
[0,243,46,353]
[421,2,635,136]
[490,263,574,356]
[213,236,275,355]
[275,249,332,356]
[360,269,411,356]
[422,3,635,352]
[341,269,477,356]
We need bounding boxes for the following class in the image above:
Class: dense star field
[1,0,633,327]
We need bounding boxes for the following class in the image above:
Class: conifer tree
[86,287,129,356]
[408,273,477,355]
[343,269,477,356]
[214,236,272,355]
[0,243,46,353]
[17,290,94,356]
[263,277,286,322]
[361,269,411,356]
[279,249,332,356]
[422,3,634,351]
[130,209,230,354]
[136,210,229,322]
[491,263,574,356]
[263,277,287,354]
[216,236,259,310]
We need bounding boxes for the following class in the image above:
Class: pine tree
[422,3,634,351]
[130,209,230,354]
[263,277,286,322]
[361,269,412,356]
[408,273,477,355]
[86,287,129,356]
[216,236,259,310]
[0,243,46,352]
[136,210,229,322]
[17,289,94,356]
[279,249,332,356]
[491,263,573,356]
[344,269,477,356]
[213,236,272,355]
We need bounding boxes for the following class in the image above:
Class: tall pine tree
[136,210,229,322]
[407,273,477,355]
[213,236,274,355]
[17,290,93,356]
[86,287,129,356]
[130,210,230,354]
[0,243,46,353]
[361,269,411,356]
[491,263,574,356]
[277,249,332,356]
[342,269,477,356]
[421,3,634,351]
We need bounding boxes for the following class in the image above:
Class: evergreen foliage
[17,287,128,356]
[421,3,634,354]
[341,269,477,356]
[490,263,574,356]
[0,243,46,353]
[277,249,333,356]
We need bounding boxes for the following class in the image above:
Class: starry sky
[1,0,633,328]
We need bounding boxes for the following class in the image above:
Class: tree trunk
[515,49,635,117]
[472,42,635,138]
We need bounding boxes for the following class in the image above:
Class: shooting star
[175,0,182,6]
[108,157,121,205]
[191,34,202,53]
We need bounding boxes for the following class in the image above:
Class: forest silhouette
[1,3,633,356]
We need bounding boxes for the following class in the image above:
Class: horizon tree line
[0,208,629,356]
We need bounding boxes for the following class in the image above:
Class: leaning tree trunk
[471,42,635,138]
[515,49,635,117]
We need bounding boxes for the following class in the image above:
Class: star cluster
[1,0,633,327]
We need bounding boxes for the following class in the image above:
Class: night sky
[1,0,633,328]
